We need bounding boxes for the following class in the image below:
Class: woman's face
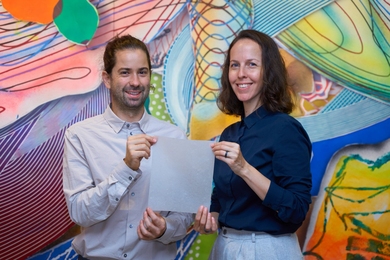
[228,38,263,116]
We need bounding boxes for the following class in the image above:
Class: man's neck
[111,103,145,122]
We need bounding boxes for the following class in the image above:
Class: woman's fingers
[194,206,217,235]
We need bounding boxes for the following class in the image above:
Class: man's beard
[112,84,150,111]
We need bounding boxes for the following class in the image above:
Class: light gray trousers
[209,227,303,260]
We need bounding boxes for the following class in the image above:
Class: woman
[194,29,312,259]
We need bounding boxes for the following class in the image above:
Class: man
[63,35,194,260]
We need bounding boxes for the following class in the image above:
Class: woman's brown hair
[218,29,293,117]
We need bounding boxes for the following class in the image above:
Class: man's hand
[124,134,157,171]
[137,208,167,240]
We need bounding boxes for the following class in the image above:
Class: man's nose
[129,73,140,86]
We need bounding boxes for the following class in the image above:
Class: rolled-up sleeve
[262,120,312,224]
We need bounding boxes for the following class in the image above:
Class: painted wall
[0,0,389,259]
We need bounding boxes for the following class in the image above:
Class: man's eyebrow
[139,67,150,72]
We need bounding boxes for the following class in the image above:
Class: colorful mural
[3,0,99,45]
[0,0,389,259]
[303,139,390,259]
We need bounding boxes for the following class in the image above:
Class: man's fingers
[126,135,157,161]
[143,211,153,228]
[145,208,162,227]
[141,208,166,238]
[127,134,157,146]
[145,207,156,218]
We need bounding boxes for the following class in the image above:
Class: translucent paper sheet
[149,136,214,213]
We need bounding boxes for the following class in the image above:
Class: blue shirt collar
[242,106,271,129]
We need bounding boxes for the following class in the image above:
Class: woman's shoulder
[269,112,303,127]
[222,120,242,132]
[263,112,309,141]
[217,121,241,140]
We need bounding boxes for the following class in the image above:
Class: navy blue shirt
[210,106,312,235]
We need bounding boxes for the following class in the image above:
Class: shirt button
[130,132,133,135]
[129,224,133,228]
[124,253,127,257]
[223,229,227,235]
[126,124,130,128]
[115,198,119,201]
[129,176,133,181]
[131,192,135,196]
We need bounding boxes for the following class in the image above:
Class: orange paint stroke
[3,0,60,24]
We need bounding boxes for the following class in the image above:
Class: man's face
[103,48,151,119]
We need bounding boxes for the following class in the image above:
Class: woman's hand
[193,206,218,235]
[210,141,248,177]
[211,141,271,200]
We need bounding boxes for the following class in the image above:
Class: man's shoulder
[67,114,104,133]
[148,115,177,128]
[147,115,186,138]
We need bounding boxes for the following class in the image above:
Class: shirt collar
[242,106,271,129]
[103,104,152,134]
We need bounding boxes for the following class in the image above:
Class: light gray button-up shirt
[63,105,194,260]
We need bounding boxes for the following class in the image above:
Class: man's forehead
[116,48,147,58]
[115,49,149,68]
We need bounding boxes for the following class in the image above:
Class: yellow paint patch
[189,102,239,140]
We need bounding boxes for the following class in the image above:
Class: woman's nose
[238,66,246,78]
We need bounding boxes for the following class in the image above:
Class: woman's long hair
[218,29,293,117]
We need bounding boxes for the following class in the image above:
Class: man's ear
[102,71,111,90]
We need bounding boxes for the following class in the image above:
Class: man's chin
[125,101,146,110]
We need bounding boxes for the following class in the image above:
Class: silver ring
[224,151,228,158]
